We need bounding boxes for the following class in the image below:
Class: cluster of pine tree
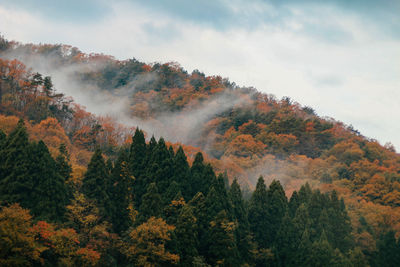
[1,121,399,266]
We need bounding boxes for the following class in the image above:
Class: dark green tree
[172,146,191,200]
[139,182,162,222]
[55,143,72,182]
[206,210,240,267]
[175,205,199,266]
[109,150,135,233]
[29,141,69,222]
[81,148,110,213]
[229,179,253,263]
[248,176,269,249]
[0,120,32,207]
[266,180,288,244]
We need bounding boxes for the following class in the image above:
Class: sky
[0,0,399,150]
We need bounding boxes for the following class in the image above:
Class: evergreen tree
[139,183,162,222]
[189,192,209,258]
[173,146,191,200]
[309,231,335,267]
[163,181,181,206]
[206,210,240,267]
[150,138,173,193]
[109,150,135,233]
[81,148,110,213]
[374,230,400,267]
[0,120,32,207]
[229,179,252,263]
[129,128,146,176]
[29,141,69,222]
[288,190,300,217]
[266,180,288,245]
[328,190,353,252]
[55,143,72,182]
[175,205,199,266]
[205,174,231,221]
[129,128,147,205]
[248,176,269,249]
[0,120,30,194]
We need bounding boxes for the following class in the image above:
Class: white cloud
[1,1,399,150]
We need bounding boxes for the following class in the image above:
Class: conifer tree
[29,141,69,222]
[189,192,208,258]
[175,205,199,266]
[129,128,146,176]
[374,230,400,267]
[150,138,173,193]
[205,174,231,221]
[206,210,240,267]
[309,231,335,266]
[0,120,30,193]
[229,179,252,263]
[109,150,134,233]
[248,176,269,249]
[81,148,110,213]
[55,143,72,182]
[266,180,288,244]
[0,120,32,207]
[139,182,162,222]
[129,129,147,205]
[163,181,181,206]
[163,192,185,226]
[288,190,300,217]
[173,146,191,200]
[190,152,205,197]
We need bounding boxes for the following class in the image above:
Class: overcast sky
[1,0,399,150]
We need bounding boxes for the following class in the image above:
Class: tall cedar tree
[0,120,31,205]
[81,148,110,214]
[109,150,134,233]
[29,141,69,222]
[266,180,288,245]
[229,179,253,264]
[173,146,191,201]
[129,128,146,204]
[175,205,199,266]
[139,182,162,222]
[248,176,269,249]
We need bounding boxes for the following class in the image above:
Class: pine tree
[328,190,353,252]
[55,143,72,182]
[374,230,400,267]
[289,190,300,217]
[309,231,335,267]
[150,138,173,193]
[205,174,231,221]
[206,210,240,267]
[189,192,208,258]
[0,120,32,206]
[109,150,135,233]
[129,129,146,204]
[29,141,69,222]
[229,179,252,264]
[163,181,181,206]
[266,180,288,245]
[139,183,162,222]
[175,205,199,266]
[173,146,191,200]
[248,176,269,249]
[81,148,110,213]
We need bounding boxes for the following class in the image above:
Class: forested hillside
[0,37,400,266]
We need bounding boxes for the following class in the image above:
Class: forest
[0,37,400,266]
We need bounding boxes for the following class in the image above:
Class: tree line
[1,121,399,266]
